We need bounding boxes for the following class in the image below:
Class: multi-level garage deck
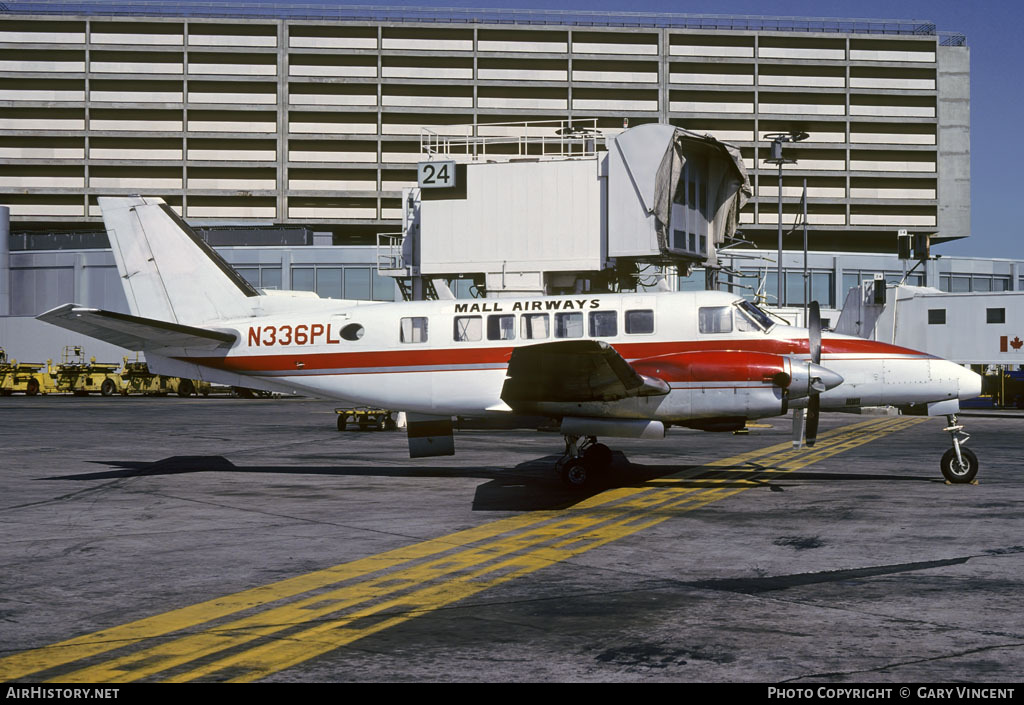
[0,6,968,251]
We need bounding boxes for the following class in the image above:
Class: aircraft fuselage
[160,290,979,423]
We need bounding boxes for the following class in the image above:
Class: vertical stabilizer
[100,197,259,325]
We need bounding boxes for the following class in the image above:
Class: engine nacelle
[632,350,791,387]
[631,350,791,421]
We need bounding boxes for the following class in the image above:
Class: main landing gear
[940,414,978,484]
[557,435,614,490]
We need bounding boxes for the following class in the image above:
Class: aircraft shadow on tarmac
[41,452,933,512]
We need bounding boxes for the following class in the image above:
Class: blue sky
[321,0,1021,259]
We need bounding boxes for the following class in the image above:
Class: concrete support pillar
[925,257,940,289]
[74,253,87,305]
[0,206,10,316]
[281,251,292,290]
[833,256,844,310]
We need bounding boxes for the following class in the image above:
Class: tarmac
[0,395,1021,683]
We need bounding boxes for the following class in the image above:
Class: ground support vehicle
[47,347,122,396]
[0,349,48,396]
[335,408,398,431]
[120,357,208,397]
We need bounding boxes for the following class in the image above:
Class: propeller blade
[805,300,823,448]
[806,395,820,447]
[808,300,821,365]
[791,408,806,449]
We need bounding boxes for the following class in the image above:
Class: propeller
[792,301,825,449]
[805,301,822,447]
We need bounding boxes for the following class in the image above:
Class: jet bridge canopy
[608,124,750,263]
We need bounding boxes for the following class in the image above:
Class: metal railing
[421,119,602,162]
[375,232,405,274]
[0,2,966,44]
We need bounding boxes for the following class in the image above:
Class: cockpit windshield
[734,300,775,332]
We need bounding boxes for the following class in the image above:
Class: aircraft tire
[940,447,978,484]
[561,458,594,490]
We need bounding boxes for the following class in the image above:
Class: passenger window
[589,310,617,337]
[453,315,481,342]
[521,313,550,340]
[400,316,428,343]
[554,311,583,338]
[487,314,515,341]
[698,306,732,334]
[625,309,654,335]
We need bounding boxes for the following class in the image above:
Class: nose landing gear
[557,435,613,490]
[940,414,978,484]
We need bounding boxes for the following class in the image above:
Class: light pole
[763,131,809,308]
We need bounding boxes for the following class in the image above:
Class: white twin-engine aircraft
[39,197,983,488]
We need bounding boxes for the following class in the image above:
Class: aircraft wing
[501,340,669,405]
[37,304,236,351]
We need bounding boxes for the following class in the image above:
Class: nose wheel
[940,414,978,484]
[558,435,613,490]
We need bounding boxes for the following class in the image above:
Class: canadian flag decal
[1003,336,1024,352]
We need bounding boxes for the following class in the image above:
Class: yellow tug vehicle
[121,355,210,397]
[0,348,48,396]
[47,346,122,396]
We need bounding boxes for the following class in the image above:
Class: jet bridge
[377,122,750,299]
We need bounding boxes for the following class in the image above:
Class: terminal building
[0,2,1020,370]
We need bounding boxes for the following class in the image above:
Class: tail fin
[100,196,259,325]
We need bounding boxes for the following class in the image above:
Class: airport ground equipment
[0,348,47,395]
[120,357,175,396]
[120,356,209,397]
[336,408,398,432]
[2,347,214,397]
[1003,370,1024,409]
[46,346,122,396]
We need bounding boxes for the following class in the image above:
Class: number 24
[422,163,450,184]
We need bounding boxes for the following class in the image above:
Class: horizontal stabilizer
[37,304,236,351]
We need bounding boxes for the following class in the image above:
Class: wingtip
[35,302,85,320]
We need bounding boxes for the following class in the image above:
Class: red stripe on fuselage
[178,336,930,375]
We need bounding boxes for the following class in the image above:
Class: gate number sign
[417,160,456,189]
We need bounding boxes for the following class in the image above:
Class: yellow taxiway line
[0,416,927,683]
